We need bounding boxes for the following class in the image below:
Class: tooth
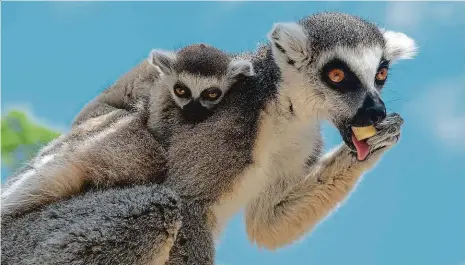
[352,126,376,141]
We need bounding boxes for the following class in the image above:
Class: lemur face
[148,44,254,123]
[163,72,230,122]
[268,12,417,150]
[313,45,390,148]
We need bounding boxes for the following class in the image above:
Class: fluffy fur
[1,44,252,264]
[1,104,168,215]
[72,60,159,126]
[1,44,252,217]
[1,184,184,265]
[149,44,253,120]
[2,12,417,263]
[241,13,416,249]
[149,13,416,248]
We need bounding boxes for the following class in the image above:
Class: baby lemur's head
[267,12,417,150]
[148,44,254,122]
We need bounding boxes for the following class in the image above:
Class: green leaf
[1,110,61,169]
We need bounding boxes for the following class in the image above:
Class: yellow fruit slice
[352,126,376,141]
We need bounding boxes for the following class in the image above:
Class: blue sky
[2,2,464,265]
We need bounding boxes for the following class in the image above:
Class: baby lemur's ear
[381,29,417,62]
[227,59,255,80]
[148,49,177,76]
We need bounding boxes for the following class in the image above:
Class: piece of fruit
[352,126,376,141]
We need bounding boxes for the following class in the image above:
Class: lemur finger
[367,113,403,146]
[376,113,404,131]
[370,134,400,153]
[367,129,401,146]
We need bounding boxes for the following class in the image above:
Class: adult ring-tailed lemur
[1,12,416,264]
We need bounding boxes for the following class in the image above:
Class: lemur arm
[245,114,402,250]
[245,144,378,250]
[72,60,159,126]
[1,184,181,265]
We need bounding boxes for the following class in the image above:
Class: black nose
[182,101,212,123]
[352,95,386,126]
[367,99,386,124]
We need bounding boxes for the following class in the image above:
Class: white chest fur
[211,107,320,236]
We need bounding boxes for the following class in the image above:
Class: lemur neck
[254,43,322,127]
[250,46,320,152]
[279,71,315,120]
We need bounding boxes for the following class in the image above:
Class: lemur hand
[366,112,404,158]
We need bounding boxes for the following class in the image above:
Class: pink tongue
[351,134,370,161]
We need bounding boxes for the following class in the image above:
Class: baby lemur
[1,44,254,217]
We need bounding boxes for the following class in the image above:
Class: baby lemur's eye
[173,83,191,98]
[328,69,345,83]
[208,92,219,99]
[201,88,222,101]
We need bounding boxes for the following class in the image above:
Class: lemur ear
[268,22,309,65]
[382,30,417,62]
[148,49,177,75]
[227,59,255,79]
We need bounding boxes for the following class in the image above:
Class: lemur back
[1,44,254,218]
[1,104,167,215]
[72,60,159,126]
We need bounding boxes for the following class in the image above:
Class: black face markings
[173,82,192,99]
[321,58,362,93]
[375,58,390,87]
[181,100,212,123]
[379,58,390,67]
[201,87,223,101]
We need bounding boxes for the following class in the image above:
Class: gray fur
[1,44,248,264]
[165,201,215,265]
[298,12,385,56]
[149,44,254,112]
[1,105,167,216]
[72,60,158,126]
[147,12,416,244]
[1,44,252,216]
[1,12,416,262]
[1,184,183,265]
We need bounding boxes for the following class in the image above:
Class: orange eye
[376,68,388,81]
[328,69,345,83]
[208,92,218,99]
[202,88,222,101]
[175,87,186,95]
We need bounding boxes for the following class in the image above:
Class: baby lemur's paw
[367,113,403,155]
